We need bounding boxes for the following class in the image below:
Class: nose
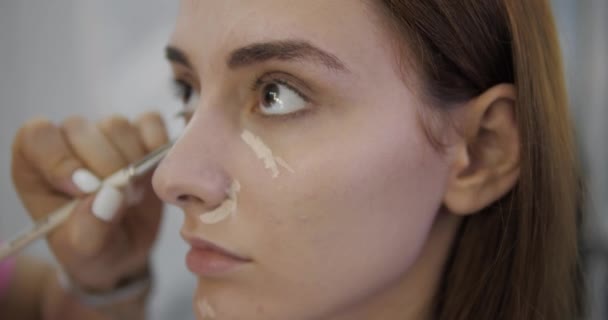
[152,121,232,211]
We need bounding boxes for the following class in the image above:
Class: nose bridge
[153,109,232,209]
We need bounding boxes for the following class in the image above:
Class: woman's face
[153,1,455,319]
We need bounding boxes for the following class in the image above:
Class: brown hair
[374,1,583,319]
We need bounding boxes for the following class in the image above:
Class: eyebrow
[166,46,193,68]
[228,40,348,72]
[165,40,349,72]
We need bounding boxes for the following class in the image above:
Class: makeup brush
[0,141,174,260]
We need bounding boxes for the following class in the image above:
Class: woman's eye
[173,79,199,113]
[257,82,307,116]
[173,80,192,103]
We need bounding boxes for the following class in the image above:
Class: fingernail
[92,186,124,222]
[72,169,101,193]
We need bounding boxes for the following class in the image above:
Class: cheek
[244,102,450,309]
[303,120,446,267]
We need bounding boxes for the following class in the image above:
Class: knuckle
[17,117,55,143]
[137,112,168,149]
[62,115,89,132]
[13,118,57,156]
[48,154,80,179]
[20,117,54,132]
[99,114,133,135]
[137,111,164,126]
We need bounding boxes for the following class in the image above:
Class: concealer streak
[198,299,216,319]
[276,156,296,174]
[241,130,295,178]
[199,180,241,224]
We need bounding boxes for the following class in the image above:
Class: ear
[443,84,520,216]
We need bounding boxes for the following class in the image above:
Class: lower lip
[186,247,249,276]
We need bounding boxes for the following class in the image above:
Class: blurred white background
[0,1,606,319]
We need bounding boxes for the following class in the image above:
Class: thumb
[67,186,126,257]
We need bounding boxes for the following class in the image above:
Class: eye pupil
[174,80,193,104]
[263,83,280,107]
[183,87,192,103]
[256,81,307,117]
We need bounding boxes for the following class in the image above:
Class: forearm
[0,256,107,320]
[0,256,46,320]
[43,265,150,320]
[0,256,148,320]
[42,270,111,320]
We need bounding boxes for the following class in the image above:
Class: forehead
[171,0,393,69]
[175,0,370,34]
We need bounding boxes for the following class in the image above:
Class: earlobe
[443,84,520,216]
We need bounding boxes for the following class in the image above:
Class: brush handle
[0,201,78,260]
[0,141,172,261]
[0,168,131,261]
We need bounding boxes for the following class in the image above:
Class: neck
[330,212,461,320]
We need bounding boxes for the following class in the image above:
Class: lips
[182,234,252,277]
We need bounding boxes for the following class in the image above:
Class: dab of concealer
[199,180,241,224]
[198,299,216,319]
[241,130,295,178]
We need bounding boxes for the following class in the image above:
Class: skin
[10,112,168,319]
[153,1,469,319]
[0,256,109,320]
[9,1,519,319]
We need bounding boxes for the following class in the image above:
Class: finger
[48,186,132,290]
[12,118,101,218]
[61,116,127,178]
[129,171,164,222]
[97,115,147,163]
[135,111,169,152]
[58,186,128,258]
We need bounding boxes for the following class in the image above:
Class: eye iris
[175,80,193,103]
[263,83,280,108]
[183,87,192,103]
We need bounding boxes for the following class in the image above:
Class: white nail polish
[72,169,101,193]
[92,186,124,222]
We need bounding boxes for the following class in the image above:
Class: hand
[11,112,168,292]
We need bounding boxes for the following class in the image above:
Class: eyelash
[172,79,194,105]
[172,72,313,120]
[251,74,310,103]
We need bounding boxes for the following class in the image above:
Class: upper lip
[180,232,252,262]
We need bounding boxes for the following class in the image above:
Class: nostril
[177,194,191,202]
[177,194,204,205]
